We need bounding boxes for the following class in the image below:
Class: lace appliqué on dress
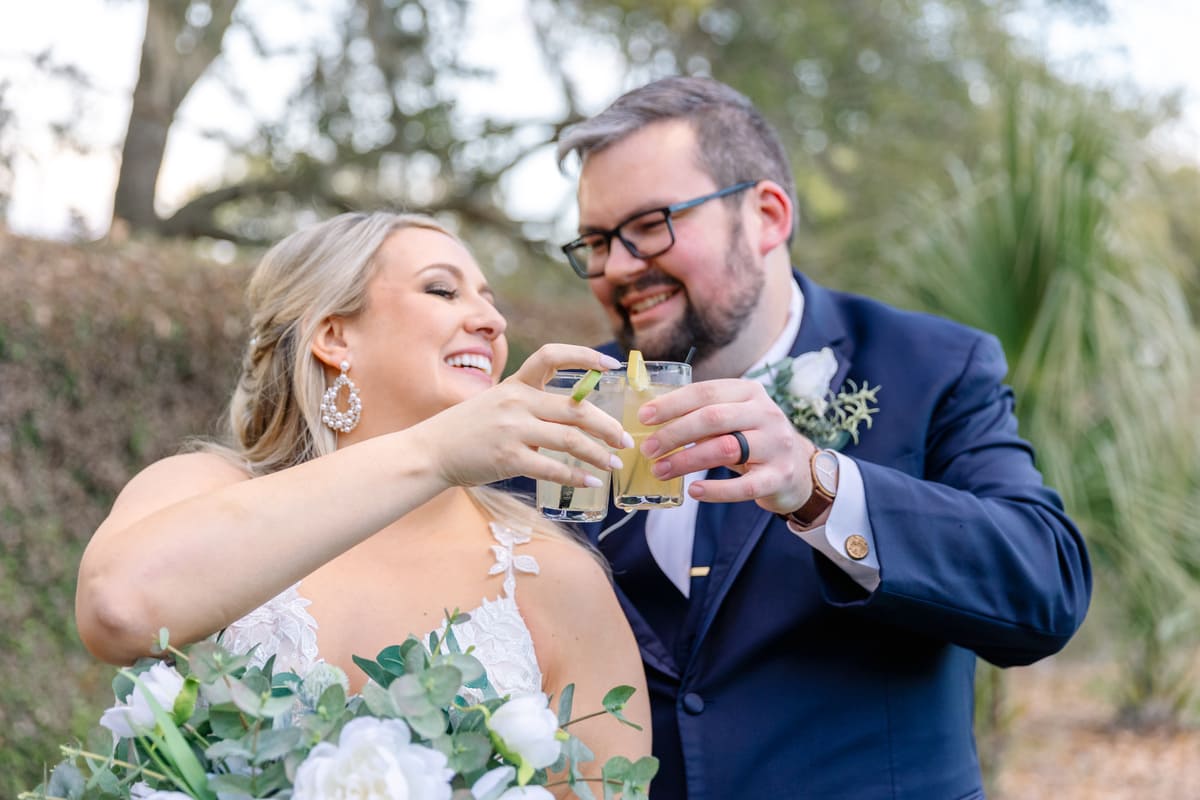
[219,584,320,677]
[219,521,543,700]
[444,522,543,703]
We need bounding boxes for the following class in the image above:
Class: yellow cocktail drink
[612,358,692,510]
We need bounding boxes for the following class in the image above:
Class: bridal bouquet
[23,616,656,800]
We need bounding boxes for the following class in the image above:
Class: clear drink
[536,370,624,522]
[612,361,692,509]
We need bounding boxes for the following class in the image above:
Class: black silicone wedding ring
[731,430,750,466]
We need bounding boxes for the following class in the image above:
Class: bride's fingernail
[620,432,635,449]
[609,454,624,470]
[584,474,603,488]
[599,354,622,369]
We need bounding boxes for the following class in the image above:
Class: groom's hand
[636,378,816,515]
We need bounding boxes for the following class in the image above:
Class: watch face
[813,451,839,495]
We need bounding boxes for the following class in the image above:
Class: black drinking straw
[684,346,696,365]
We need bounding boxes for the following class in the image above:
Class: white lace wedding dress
[218,521,544,700]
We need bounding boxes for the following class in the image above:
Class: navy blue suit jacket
[582,272,1090,799]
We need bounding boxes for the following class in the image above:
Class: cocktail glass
[613,361,692,509]
[536,369,625,522]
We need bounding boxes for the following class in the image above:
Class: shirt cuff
[785,452,880,592]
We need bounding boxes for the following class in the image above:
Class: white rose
[787,347,838,414]
[472,765,516,800]
[292,717,453,800]
[100,662,185,738]
[487,693,562,770]
[130,782,193,800]
[497,787,555,799]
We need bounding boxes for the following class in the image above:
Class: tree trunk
[112,0,239,232]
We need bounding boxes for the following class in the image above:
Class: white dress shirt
[632,278,881,596]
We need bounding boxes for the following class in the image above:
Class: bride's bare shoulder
[519,536,611,593]
[516,536,625,638]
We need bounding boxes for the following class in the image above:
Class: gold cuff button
[845,534,870,561]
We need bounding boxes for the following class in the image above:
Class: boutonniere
[750,347,881,450]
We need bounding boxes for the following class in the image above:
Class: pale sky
[0,0,1197,241]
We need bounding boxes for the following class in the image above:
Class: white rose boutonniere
[752,347,881,450]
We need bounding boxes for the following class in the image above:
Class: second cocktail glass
[613,360,692,509]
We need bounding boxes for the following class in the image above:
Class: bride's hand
[413,344,632,488]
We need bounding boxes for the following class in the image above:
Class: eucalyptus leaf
[316,683,347,716]
[629,755,660,784]
[403,641,430,674]
[602,755,633,782]
[360,681,398,717]
[352,654,393,688]
[444,730,491,773]
[187,640,251,682]
[250,727,305,764]
[376,643,408,675]
[407,707,448,740]
[205,738,254,761]
[83,766,122,795]
[563,734,594,766]
[228,679,271,717]
[557,683,575,727]
[389,674,434,716]
[46,762,85,800]
[423,665,464,707]
[601,685,635,713]
[208,704,250,739]
[441,653,484,685]
[570,777,597,800]
[207,773,254,794]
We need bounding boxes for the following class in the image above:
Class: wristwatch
[782,449,839,527]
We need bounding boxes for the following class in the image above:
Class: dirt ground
[993,657,1200,799]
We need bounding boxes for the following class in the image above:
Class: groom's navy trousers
[580,272,1090,799]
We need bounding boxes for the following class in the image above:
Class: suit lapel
[685,272,855,656]
[592,509,681,679]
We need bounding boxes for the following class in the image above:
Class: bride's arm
[525,542,654,795]
[77,346,629,665]
[76,430,454,665]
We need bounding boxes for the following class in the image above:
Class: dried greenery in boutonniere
[750,347,881,451]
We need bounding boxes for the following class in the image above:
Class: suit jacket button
[682,692,705,715]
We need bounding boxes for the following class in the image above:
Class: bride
[74,211,651,780]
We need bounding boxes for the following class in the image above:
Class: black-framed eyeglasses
[561,180,758,279]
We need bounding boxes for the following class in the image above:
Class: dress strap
[487,521,540,598]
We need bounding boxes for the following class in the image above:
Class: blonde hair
[208,211,587,546]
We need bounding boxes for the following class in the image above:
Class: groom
[554,77,1091,799]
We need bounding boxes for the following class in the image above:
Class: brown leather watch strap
[780,450,837,527]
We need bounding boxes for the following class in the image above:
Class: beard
[615,220,763,363]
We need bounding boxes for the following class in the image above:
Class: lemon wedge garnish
[570,369,602,402]
[627,349,650,392]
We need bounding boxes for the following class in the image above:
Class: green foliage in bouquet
[22,615,656,800]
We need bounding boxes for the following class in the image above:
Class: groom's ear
[749,180,793,256]
[310,315,351,371]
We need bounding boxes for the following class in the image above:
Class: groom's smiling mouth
[619,284,683,323]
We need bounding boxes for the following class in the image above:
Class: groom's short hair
[556,76,797,220]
